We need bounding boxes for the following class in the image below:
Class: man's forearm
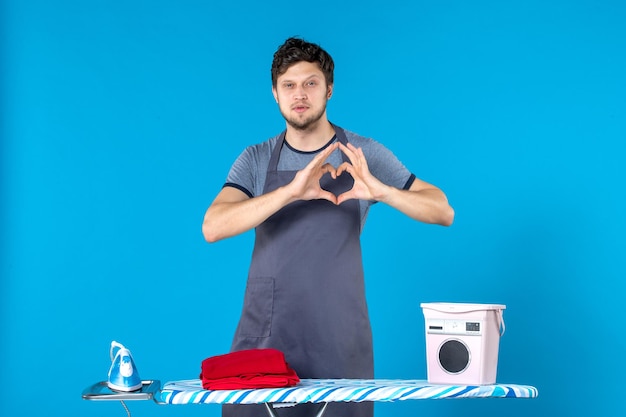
[380,186,455,226]
[202,186,294,243]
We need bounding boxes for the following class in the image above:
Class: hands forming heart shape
[289,142,386,205]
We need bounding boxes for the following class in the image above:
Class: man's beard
[280,103,327,132]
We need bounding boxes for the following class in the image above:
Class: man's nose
[294,86,307,100]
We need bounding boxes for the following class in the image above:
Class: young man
[203,37,454,417]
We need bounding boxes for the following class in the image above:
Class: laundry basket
[420,302,506,385]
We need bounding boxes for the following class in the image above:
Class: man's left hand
[335,142,389,205]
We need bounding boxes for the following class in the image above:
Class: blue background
[2,0,625,416]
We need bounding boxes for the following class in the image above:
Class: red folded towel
[200,348,300,390]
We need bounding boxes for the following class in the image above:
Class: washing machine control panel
[426,319,482,335]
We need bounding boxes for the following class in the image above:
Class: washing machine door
[438,339,470,374]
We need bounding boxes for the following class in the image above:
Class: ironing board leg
[264,403,279,417]
[263,402,328,417]
[314,402,328,417]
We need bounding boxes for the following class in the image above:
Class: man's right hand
[285,142,340,204]
[203,142,341,243]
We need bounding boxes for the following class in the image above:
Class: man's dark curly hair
[271,37,334,87]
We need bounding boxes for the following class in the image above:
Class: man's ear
[272,87,278,103]
[327,84,333,99]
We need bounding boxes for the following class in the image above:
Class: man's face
[272,61,333,131]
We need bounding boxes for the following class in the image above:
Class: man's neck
[284,120,336,152]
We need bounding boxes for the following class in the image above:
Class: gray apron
[223,125,374,417]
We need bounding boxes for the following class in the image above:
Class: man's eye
[284,83,293,88]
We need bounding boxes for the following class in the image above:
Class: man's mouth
[292,103,309,113]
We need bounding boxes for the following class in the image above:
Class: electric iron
[107,341,142,392]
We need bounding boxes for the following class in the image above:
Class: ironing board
[84,378,538,417]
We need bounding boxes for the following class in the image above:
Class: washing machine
[421,302,506,385]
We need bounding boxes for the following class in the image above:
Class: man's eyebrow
[280,74,322,83]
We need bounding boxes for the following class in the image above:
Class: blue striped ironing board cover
[156,378,538,405]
